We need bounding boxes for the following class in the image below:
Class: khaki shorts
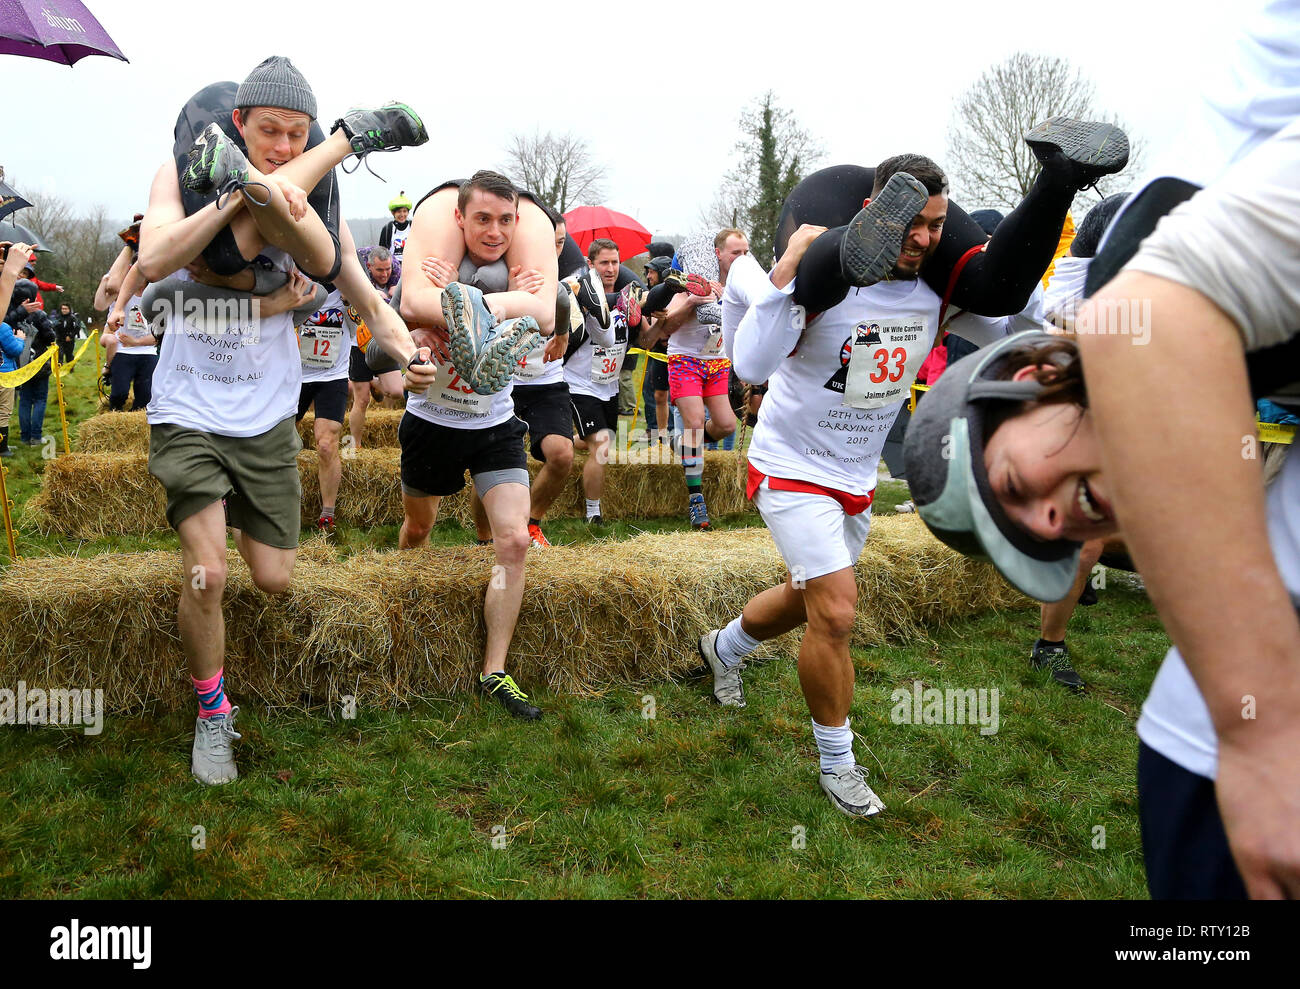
[149,417,302,549]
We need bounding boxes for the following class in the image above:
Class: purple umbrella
[0,0,127,65]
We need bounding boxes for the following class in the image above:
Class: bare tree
[502,131,607,214]
[946,53,1144,214]
[703,92,825,268]
[7,183,120,318]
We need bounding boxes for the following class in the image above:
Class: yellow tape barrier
[56,331,99,378]
[0,346,54,388]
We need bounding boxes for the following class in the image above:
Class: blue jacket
[0,321,24,374]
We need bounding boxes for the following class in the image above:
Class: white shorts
[753,479,872,581]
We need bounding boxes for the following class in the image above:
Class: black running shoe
[586,515,605,527]
[332,102,429,173]
[1024,117,1130,191]
[1078,580,1098,606]
[479,672,542,720]
[1030,640,1086,693]
[567,269,610,329]
[181,123,270,208]
[840,171,929,287]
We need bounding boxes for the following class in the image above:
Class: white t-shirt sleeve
[723,256,801,384]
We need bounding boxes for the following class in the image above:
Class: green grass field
[0,358,1166,899]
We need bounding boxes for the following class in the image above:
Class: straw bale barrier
[77,409,406,454]
[0,518,1030,714]
[25,450,754,537]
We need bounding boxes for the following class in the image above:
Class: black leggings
[777,164,1075,317]
[173,81,342,282]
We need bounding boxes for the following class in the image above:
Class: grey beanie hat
[903,330,1082,602]
[235,56,317,120]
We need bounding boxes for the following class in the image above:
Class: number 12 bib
[843,315,931,410]
[298,324,344,369]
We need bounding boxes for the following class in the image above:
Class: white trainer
[698,629,746,708]
[192,706,241,786]
[819,763,886,818]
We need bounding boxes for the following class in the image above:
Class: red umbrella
[562,205,651,261]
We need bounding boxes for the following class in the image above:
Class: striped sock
[681,437,704,494]
[812,717,855,773]
[192,669,232,720]
[585,499,602,519]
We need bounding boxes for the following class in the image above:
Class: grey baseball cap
[902,330,1081,602]
[235,56,317,120]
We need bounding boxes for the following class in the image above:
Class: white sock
[715,616,760,669]
[585,499,601,519]
[812,717,854,773]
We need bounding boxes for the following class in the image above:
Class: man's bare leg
[582,429,611,503]
[177,501,231,682]
[481,482,531,675]
[349,381,370,450]
[531,434,574,521]
[315,417,343,521]
[399,492,440,549]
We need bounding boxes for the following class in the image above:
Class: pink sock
[192,669,232,719]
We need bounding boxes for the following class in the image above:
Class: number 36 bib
[843,315,931,410]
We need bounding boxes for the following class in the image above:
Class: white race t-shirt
[146,251,302,438]
[1131,0,1300,779]
[512,333,564,387]
[563,311,627,401]
[388,220,410,258]
[745,278,940,496]
[668,306,727,360]
[405,354,516,430]
[117,295,158,356]
[299,288,352,383]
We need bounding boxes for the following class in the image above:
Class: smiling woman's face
[982,366,1120,544]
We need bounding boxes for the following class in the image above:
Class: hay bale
[76,408,408,455]
[77,410,149,453]
[0,516,1030,714]
[21,453,166,540]
[298,408,404,449]
[29,448,756,537]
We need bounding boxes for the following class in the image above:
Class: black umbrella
[0,180,31,225]
[0,219,49,253]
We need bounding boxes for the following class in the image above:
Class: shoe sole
[841,172,929,287]
[383,101,429,147]
[182,125,226,194]
[697,630,745,707]
[443,283,535,394]
[1024,117,1129,173]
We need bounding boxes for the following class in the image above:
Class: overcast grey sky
[5,0,1223,241]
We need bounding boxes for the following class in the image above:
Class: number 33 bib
[843,315,931,410]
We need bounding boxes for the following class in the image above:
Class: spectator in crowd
[52,303,83,365]
[379,192,413,258]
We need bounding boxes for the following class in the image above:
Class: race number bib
[514,337,548,383]
[701,327,724,357]
[298,324,344,369]
[423,356,493,415]
[843,315,931,410]
[121,304,152,344]
[590,341,626,386]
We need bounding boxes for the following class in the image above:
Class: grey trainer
[840,171,929,287]
[819,763,886,818]
[698,629,746,707]
[192,706,241,786]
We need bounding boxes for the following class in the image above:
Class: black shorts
[1137,742,1246,899]
[571,392,618,438]
[297,376,349,423]
[512,381,573,462]
[399,413,529,498]
[348,345,374,383]
[650,354,669,392]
